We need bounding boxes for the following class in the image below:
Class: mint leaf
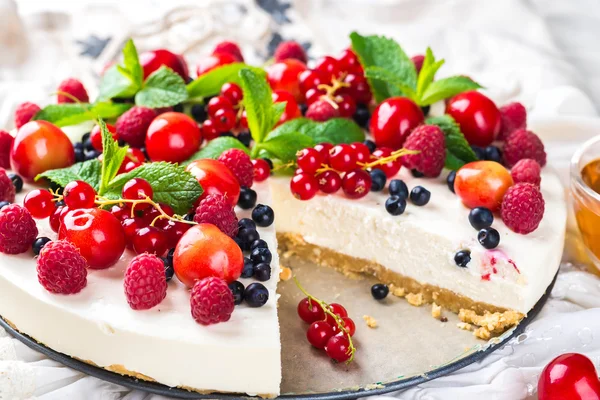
[98,119,128,195]
[270,102,286,129]
[135,66,188,108]
[350,32,417,102]
[121,39,144,89]
[238,68,276,144]
[98,65,139,101]
[185,136,249,164]
[420,76,482,106]
[257,132,314,163]
[105,162,202,215]
[426,115,477,170]
[36,159,101,190]
[267,117,365,145]
[90,102,133,119]
[364,66,416,99]
[33,102,131,127]
[416,48,445,97]
[187,63,265,101]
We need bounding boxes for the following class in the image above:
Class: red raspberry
[411,54,425,73]
[116,106,157,148]
[402,125,446,177]
[0,169,15,203]
[218,149,254,187]
[213,41,244,62]
[0,132,14,169]
[503,129,546,168]
[124,253,167,310]
[37,240,87,294]
[0,204,38,254]
[190,277,234,325]
[498,102,527,140]
[194,194,238,238]
[274,41,307,64]
[14,102,41,129]
[501,183,545,234]
[57,78,89,103]
[511,159,541,186]
[306,99,339,122]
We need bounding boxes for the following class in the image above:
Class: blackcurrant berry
[263,158,274,170]
[410,186,430,206]
[191,104,208,123]
[353,104,371,128]
[0,201,10,210]
[237,131,252,147]
[245,282,269,307]
[84,149,101,161]
[74,146,85,163]
[241,257,255,278]
[237,228,260,251]
[251,247,272,264]
[447,170,456,194]
[250,239,268,250]
[471,145,485,160]
[238,187,257,210]
[454,250,471,267]
[163,248,175,281]
[385,195,406,216]
[369,169,387,192]
[420,105,431,116]
[8,173,23,193]
[363,139,376,153]
[173,103,184,113]
[411,169,424,178]
[478,227,500,249]
[238,218,257,231]
[184,213,195,222]
[469,207,494,230]
[32,237,51,256]
[371,283,389,300]
[299,103,308,116]
[388,179,408,198]
[254,263,271,282]
[229,281,245,305]
[252,204,274,227]
[83,136,94,152]
[484,146,502,163]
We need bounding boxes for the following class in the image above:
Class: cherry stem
[316,73,350,110]
[293,276,356,363]
[93,196,196,227]
[357,148,420,169]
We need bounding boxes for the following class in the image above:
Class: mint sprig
[33,102,132,127]
[426,115,478,170]
[185,136,249,164]
[186,63,266,102]
[98,119,129,194]
[36,159,101,190]
[135,66,188,108]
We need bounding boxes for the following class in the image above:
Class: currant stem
[94,196,196,226]
[357,148,420,169]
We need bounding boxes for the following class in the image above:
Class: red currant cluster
[200,83,245,141]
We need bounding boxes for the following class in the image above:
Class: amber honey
[573,158,600,264]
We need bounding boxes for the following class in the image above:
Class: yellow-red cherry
[454,161,513,211]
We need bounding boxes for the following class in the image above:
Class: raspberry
[0,169,15,204]
[503,129,546,168]
[37,240,87,294]
[116,106,157,148]
[306,99,339,122]
[511,159,541,186]
[124,253,167,310]
[190,277,235,325]
[498,102,527,140]
[218,149,254,187]
[0,131,14,169]
[194,194,238,238]
[411,54,425,73]
[0,204,37,254]
[14,102,41,129]
[213,41,244,62]
[402,125,446,177]
[274,41,307,64]
[57,78,89,103]
[501,183,545,234]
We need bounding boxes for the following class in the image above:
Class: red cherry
[296,148,324,174]
[173,223,244,287]
[314,56,341,81]
[272,90,302,126]
[304,87,326,105]
[299,70,329,94]
[132,226,168,256]
[146,112,201,163]
[10,121,75,181]
[59,208,125,269]
[186,159,240,206]
[350,142,371,164]
[50,206,63,232]
[252,159,271,182]
[122,217,144,249]
[325,303,348,326]
[122,178,153,202]
[454,161,513,211]
[372,147,402,178]
[370,97,424,149]
[90,123,117,152]
[307,321,335,349]
[220,82,243,106]
[340,74,372,105]
[342,169,372,199]
[446,91,501,147]
[162,220,191,248]
[63,180,97,209]
[338,48,363,75]
[314,143,333,163]
[196,52,237,76]
[207,96,234,118]
[326,334,352,362]
[329,144,357,172]
[266,59,308,103]
[538,353,600,400]
[201,119,220,141]
[317,170,342,194]
[336,94,356,118]
[290,173,319,200]
[211,108,237,132]
[139,49,189,79]
[297,297,326,323]
[24,189,55,219]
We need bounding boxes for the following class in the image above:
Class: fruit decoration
[538,353,600,400]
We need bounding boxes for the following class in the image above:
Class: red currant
[252,159,271,182]
[299,70,329,93]
[122,217,144,249]
[159,203,174,217]
[538,353,600,400]
[340,74,372,105]
[325,303,348,326]
[272,90,302,126]
[326,334,351,362]
[212,108,237,132]
[266,59,308,103]
[133,226,168,257]
[90,123,117,152]
[314,56,341,81]
[329,144,357,172]
[336,94,356,118]
[350,142,371,164]
[162,220,190,248]
[337,48,363,75]
[307,321,335,349]
[342,169,372,199]
[304,87,326,105]
[220,83,243,106]
[445,91,501,147]
[24,189,55,219]
[238,110,248,129]
[207,96,234,118]
[201,119,220,141]
[122,178,153,201]
[297,297,326,323]
[63,180,96,209]
[370,97,424,149]
[49,206,63,232]
[146,112,202,163]
[340,317,356,336]
[290,173,319,200]
[110,205,129,221]
[372,147,402,178]
[317,170,342,194]
[296,148,324,174]
[314,143,333,163]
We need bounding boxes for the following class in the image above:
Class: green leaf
[416,47,445,98]
[33,102,131,128]
[122,39,144,89]
[185,136,249,164]
[97,65,139,101]
[238,68,275,144]
[186,63,265,101]
[257,132,315,163]
[98,119,128,195]
[426,115,477,170]
[135,66,188,108]
[364,66,417,99]
[90,102,133,120]
[420,76,482,106]
[104,162,203,215]
[270,102,287,130]
[35,159,101,190]
[350,32,417,102]
[266,117,365,145]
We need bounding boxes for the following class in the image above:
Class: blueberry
[478,228,500,249]
[370,169,387,192]
[8,173,23,193]
[220,131,234,138]
[262,158,274,170]
[162,249,175,281]
[299,103,308,116]
[447,170,456,194]
[141,147,149,161]
[371,283,389,300]
[420,105,431,116]
[234,237,244,250]
[83,137,95,152]
[471,145,485,160]
[254,263,271,282]
[469,207,494,230]
[238,187,257,210]
[411,169,424,178]
[385,195,406,216]
[252,204,274,227]
[241,257,255,278]
[0,201,10,210]
[48,182,63,195]
[173,103,184,113]
[184,213,195,222]
[84,149,100,161]
[191,104,207,123]
[410,186,430,206]
[454,250,471,267]
[353,104,371,128]
[74,142,84,151]
[229,281,245,305]
[74,147,85,163]
[388,179,408,198]
[363,139,376,153]
[250,239,268,250]
[81,132,90,144]
[244,282,269,307]
[484,146,502,163]
[251,247,272,264]
[237,228,260,251]
[238,218,256,231]
[55,200,65,207]
[32,237,51,256]
[237,131,252,147]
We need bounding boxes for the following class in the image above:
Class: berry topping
[252,158,271,182]
[369,169,387,192]
[37,240,87,294]
[468,207,494,230]
[0,169,16,203]
[24,189,55,219]
[342,169,372,199]
[411,54,425,73]
[9,173,22,194]
[538,353,600,400]
[371,283,389,300]
[329,144,358,172]
[385,195,406,216]
[454,250,471,267]
[194,193,238,238]
[272,90,302,126]
[484,146,502,163]
[190,277,235,325]
[305,99,339,122]
[197,52,237,76]
[133,226,169,257]
[241,256,255,278]
[254,263,271,282]
[14,102,41,129]
[0,204,37,254]
[503,129,547,168]
[218,148,254,187]
[0,131,13,170]
[511,158,542,186]
[274,40,307,63]
[410,186,430,206]
[296,148,324,175]
[228,280,245,305]
[146,112,201,163]
[252,204,275,227]
[238,187,257,210]
[57,78,89,103]
[446,170,456,193]
[163,249,175,281]
[32,237,51,256]
[478,227,500,249]
[291,172,319,200]
[402,125,446,177]
[186,159,241,207]
[297,297,326,323]
[326,334,352,363]
[266,59,308,103]
[213,41,244,62]
[317,170,342,194]
[220,83,244,106]
[388,179,408,198]
[139,49,188,79]
[244,282,269,307]
[445,91,501,147]
[370,97,424,149]
[63,181,97,209]
[454,161,513,211]
[115,106,157,148]
[124,253,167,310]
[238,217,256,231]
[307,321,335,349]
[498,102,527,140]
[501,183,545,234]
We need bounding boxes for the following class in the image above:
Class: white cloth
[1,1,600,399]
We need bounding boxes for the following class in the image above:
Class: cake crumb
[440,316,448,323]
[431,303,442,320]
[406,292,424,307]
[457,322,473,331]
[279,266,292,281]
[363,315,378,328]
[474,327,492,340]
[282,250,295,259]
[389,284,406,298]
[458,309,523,334]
